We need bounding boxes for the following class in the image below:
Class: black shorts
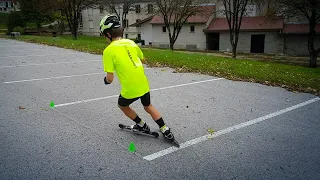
[118,92,151,107]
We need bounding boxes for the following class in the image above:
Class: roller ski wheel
[119,124,159,138]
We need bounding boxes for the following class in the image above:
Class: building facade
[0,0,18,13]
[80,0,156,38]
[81,1,320,56]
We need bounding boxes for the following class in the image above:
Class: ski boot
[162,128,180,148]
[130,123,150,133]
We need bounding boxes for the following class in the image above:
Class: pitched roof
[205,16,284,32]
[130,16,154,27]
[150,5,215,24]
[283,24,320,34]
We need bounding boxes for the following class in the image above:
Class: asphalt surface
[0,38,319,180]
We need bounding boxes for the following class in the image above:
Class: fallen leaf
[19,106,25,110]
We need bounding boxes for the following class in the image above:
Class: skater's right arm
[102,47,115,84]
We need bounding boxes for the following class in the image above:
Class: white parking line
[0,60,101,68]
[143,97,320,161]
[3,68,152,83]
[3,72,105,84]
[54,78,224,107]
[0,53,81,58]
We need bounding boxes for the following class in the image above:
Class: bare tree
[266,0,320,68]
[155,0,211,50]
[18,0,56,34]
[101,0,139,30]
[55,0,97,40]
[218,0,251,58]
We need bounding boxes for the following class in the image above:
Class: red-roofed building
[131,4,216,49]
[203,16,320,55]
[203,16,285,53]
[281,24,320,55]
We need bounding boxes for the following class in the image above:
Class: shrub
[7,12,26,32]
[13,26,24,34]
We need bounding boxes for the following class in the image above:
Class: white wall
[219,31,283,54]
[139,22,152,45]
[152,24,207,50]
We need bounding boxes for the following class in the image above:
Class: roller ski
[161,127,180,148]
[119,123,159,138]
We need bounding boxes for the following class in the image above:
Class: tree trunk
[72,27,78,40]
[309,51,318,68]
[36,23,41,35]
[232,43,237,58]
[170,42,174,51]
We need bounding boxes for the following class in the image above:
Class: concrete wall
[138,22,152,45]
[284,35,320,56]
[81,8,106,36]
[219,31,283,54]
[152,24,207,50]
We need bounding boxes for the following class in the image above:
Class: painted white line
[3,68,152,83]
[3,72,105,84]
[143,97,320,161]
[0,45,35,48]
[55,78,224,107]
[0,60,101,68]
[0,53,81,58]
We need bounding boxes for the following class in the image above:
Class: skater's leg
[141,92,175,140]
[118,105,138,120]
[118,94,149,131]
[143,104,161,120]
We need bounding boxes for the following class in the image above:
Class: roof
[130,16,154,27]
[150,5,215,24]
[205,16,284,32]
[283,24,320,34]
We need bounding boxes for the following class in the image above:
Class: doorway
[207,33,220,50]
[250,34,265,53]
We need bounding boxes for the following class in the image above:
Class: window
[99,6,104,14]
[125,34,128,38]
[4,7,6,11]
[136,19,141,27]
[137,34,141,40]
[135,4,141,13]
[162,26,166,33]
[148,4,153,14]
[88,8,93,16]
[190,25,195,33]
[89,20,94,29]
[8,1,12,7]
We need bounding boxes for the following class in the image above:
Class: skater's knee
[143,104,153,113]
[118,104,129,110]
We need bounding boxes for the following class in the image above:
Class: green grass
[6,35,320,95]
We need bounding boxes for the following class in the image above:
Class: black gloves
[104,77,110,85]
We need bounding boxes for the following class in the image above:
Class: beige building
[80,0,156,38]
[0,0,18,13]
[81,1,320,56]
